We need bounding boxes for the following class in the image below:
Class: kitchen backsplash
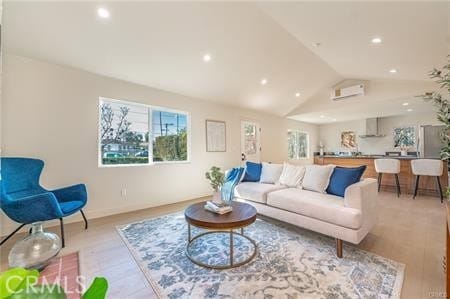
[318,113,439,155]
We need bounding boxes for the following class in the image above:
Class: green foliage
[0,268,39,299]
[153,130,187,162]
[422,57,450,160]
[100,103,133,148]
[0,268,108,299]
[102,157,149,164]
[9,285,66,299]
[205,166,225,191]
[82,277,108,299]
[422,56,450,197]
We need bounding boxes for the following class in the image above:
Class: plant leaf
[82,277,108,299]
[0,268,39,299]
[9,284,66,299]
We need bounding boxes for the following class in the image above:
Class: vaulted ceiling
[2,1,449,122]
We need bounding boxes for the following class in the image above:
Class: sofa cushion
[266,188,362,229]
[327,166,366,197]
[302,165,335,193]
[260,162,283,184]
[242,161,262,182]
[235,182,287,204]
[279,163,306,187]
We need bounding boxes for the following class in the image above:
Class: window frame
[98,97,191,168]
[287,130,310,160]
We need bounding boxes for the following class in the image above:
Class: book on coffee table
[204,201,232,214]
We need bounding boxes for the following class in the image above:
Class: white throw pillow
[302,164,335,193]
[259,162,283,184]
[278,163,306,188]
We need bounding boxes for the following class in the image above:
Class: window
[152,109,188,162]
[99,98,189,166]
[288,130,309,159]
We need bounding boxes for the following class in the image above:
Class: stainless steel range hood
[359,118,386,138]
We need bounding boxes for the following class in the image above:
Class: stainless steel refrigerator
[418,125,446,158]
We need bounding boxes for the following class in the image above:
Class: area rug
[117,213,404,299]
[40,252,81,299]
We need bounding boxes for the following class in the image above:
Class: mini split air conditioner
[331,84,365,100]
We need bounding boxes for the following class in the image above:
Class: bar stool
[374,158,401,197]
[411,159,444,202]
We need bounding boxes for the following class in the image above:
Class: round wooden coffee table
[184,201,257,269]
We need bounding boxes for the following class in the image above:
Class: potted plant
[422,56,450,197]
[205,166,225,203]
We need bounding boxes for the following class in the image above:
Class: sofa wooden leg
[336,239,343,258]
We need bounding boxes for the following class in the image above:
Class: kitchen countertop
[314,154,447,197]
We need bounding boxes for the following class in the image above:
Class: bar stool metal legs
[413,175,420,199]
[411,159,444,202]
[436,176,444,203]
[394,174,401,197]
[377,173,383,192]
[374,159,401,198]
[413,175,444,202]
[377,172,401,197]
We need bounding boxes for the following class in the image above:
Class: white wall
[0,54,318,234]
[318,113,440,154]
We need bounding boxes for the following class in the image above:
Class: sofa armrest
[344,178,377,212]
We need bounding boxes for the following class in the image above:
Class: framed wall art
[206,120,226,152]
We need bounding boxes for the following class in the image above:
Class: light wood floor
[0,192,446,299]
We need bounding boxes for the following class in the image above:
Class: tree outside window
[152,110,188,162]
[99,98,189,166]
[100,101,149,165]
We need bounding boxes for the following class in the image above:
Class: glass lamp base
[8,222,62,271]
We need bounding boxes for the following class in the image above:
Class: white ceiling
[2,1,339,116]
[2,1,448,121]
[259,1,449,81]
[288,94,436,124]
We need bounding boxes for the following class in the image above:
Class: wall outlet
[121,189,127,197]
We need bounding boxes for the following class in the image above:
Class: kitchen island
[314,155,448,197]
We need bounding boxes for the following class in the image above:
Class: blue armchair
[0,157,88,247]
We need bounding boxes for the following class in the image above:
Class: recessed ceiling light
[295,92,301,97]
[402,102,409,106]
[312,42,321,48]
[97,7,110,18]
[261,78,268,85]
[389,69,398,74]
[320,115,325,118]
[407,108,413,112]
[203,54,211,62]
[371,37,382,44]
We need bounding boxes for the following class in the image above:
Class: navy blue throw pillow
[242,161,262,182]
[326,165,367,197]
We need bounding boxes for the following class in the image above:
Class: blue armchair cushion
[326,165,367,197]
[242,161,262,182]
[59,201,85,215]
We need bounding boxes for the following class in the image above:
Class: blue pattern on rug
[118,213,404,299]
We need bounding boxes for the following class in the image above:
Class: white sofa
[234,167,378,258]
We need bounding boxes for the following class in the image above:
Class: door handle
[241,153,246,161]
